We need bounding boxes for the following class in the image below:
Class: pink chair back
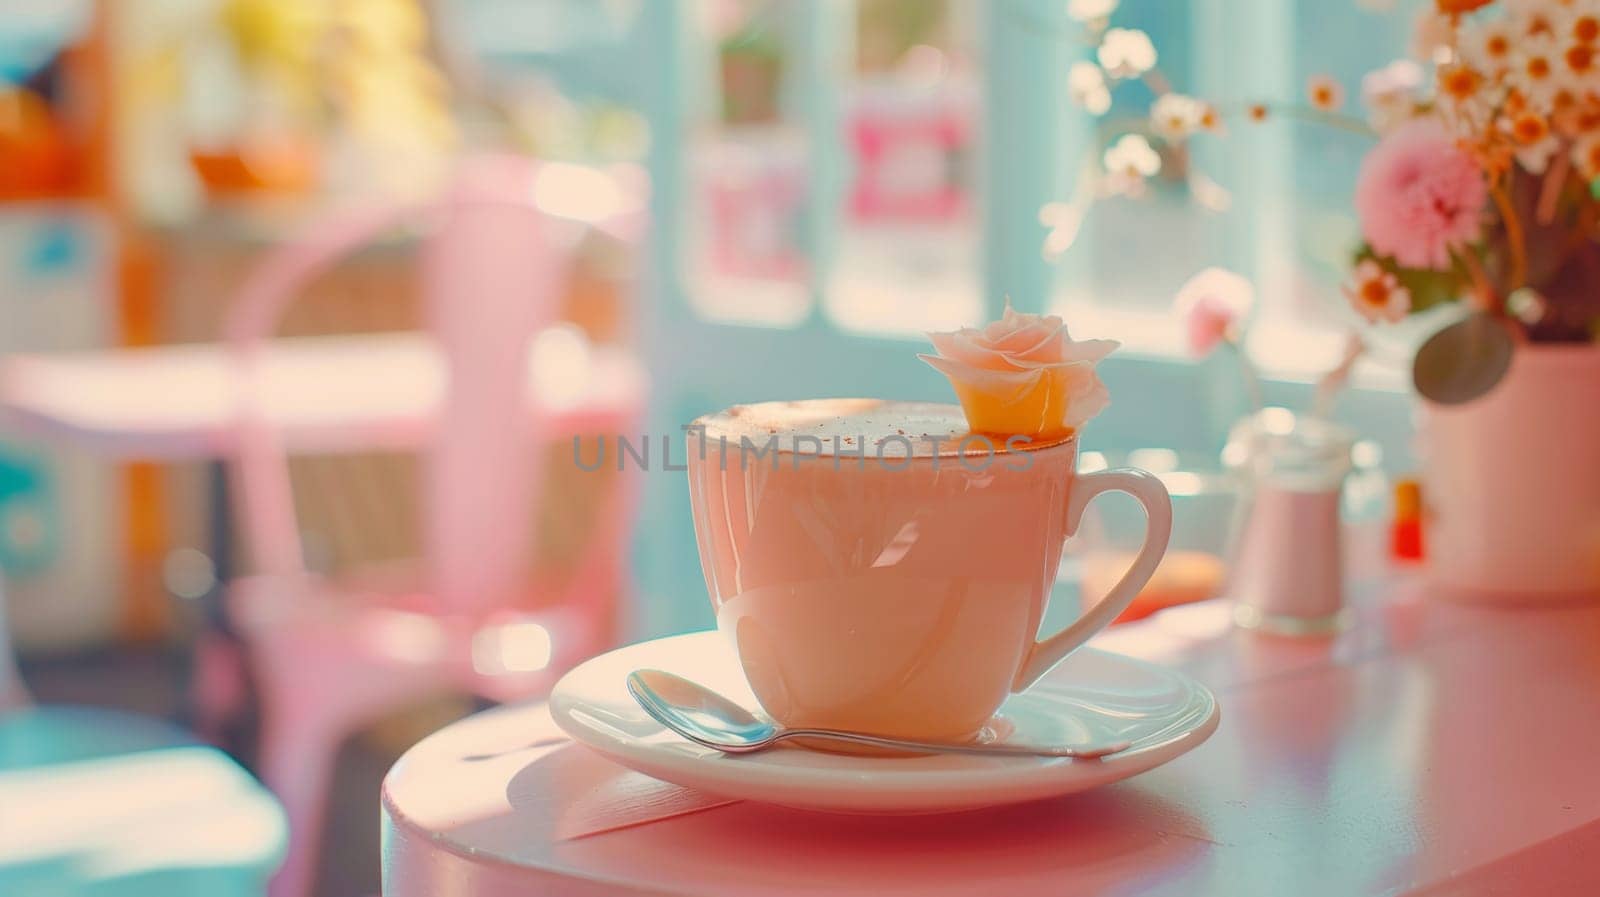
[225,155,611,616]
[421,159,561,615]
[227,202,420,580]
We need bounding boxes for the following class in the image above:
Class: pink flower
[1174,267,1254,356]
[1354,120,1487,270]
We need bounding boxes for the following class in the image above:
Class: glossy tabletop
[381,582,1600,897]
[0,331,646,459]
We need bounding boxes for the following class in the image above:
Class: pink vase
[1417,344,1600,603]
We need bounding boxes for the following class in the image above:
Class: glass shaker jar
[1222,408,1356,635]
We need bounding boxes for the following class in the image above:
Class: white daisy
[1461,19,1518,77]
[1362,60,1423,132]
[1343,260,1411,325]
[1557,38,1600,89]
[1510,36,1564,108]
[1555,0,1600,45]
[1510,1,1561,49]
[1508,0,1563,39]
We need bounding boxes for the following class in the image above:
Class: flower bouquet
[1044,0,1600,392]
[1043,0,1600,599]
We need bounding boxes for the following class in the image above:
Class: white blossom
[1066,0,1119,23]
[1067,62,1112,116]
[1150,93,1202,140]
[1097,28,1157,79]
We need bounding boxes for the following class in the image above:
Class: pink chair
[220,155,645,897]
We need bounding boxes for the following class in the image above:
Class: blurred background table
[0,333,645,460]
[0,328,645,676]
[382,584,1600,897]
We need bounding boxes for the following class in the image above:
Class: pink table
[381,583,1600,896]
[0,331,646,460]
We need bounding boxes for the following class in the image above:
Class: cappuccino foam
[693,399,1053,458]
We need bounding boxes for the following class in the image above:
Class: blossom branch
[1452,246,1495,313]
[1489,179,1526,301]
[1236,103,1377,138]
[1536,152,1571,227]
[1223,339,1264,412]
[1312,332,1366,421]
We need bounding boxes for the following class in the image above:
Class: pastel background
[0,2,1457,896]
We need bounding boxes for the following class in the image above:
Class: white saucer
[550,631,1219,814]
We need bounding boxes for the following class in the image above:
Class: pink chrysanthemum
[1354,120,1487,270]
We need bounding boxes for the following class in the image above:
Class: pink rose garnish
[920,303,1119,438]
[1354,119,1486,270]
[1174,267,1254,357]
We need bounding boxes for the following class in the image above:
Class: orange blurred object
[0,88,79,199]
[189,139,319,196]
[1083,549,1228,624]
[1392,478,1425,561]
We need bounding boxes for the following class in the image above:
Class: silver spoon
[625,669,1132,759]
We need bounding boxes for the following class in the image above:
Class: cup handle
[1013,468,1173,692]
